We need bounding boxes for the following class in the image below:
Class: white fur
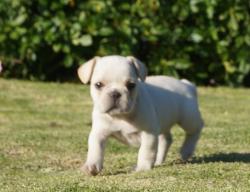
[78,55,203,175]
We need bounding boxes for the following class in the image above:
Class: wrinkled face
[90,57,139,116]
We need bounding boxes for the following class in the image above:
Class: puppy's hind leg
[179,98,204,161]
[155,132,172,166]
[180,120,203,161]
[180,130,201,160]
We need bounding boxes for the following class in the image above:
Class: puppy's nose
[110,91,121,100]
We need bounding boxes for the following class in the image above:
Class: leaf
[99,27,113,36]
[52,44,61,52]
[191,32,203,43]
[79,11,86,22]
[206,5,214,19]
[228,10,238,31]
[13,14,27,26]
[190,0,199,13]
[167,59,192,70]
[72,35,93,46]
[64,56,73,67]
[62,45,70,53]
[223,61,236,74]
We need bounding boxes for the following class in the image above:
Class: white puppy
[78,55,203,176]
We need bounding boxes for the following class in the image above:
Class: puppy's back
[145,76,197,98]
[143,75,201,131]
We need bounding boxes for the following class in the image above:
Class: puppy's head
[78,55,147,116]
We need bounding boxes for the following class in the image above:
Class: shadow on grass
[102,170,129,176]
[190,152,250,164]
[100,153,250,176]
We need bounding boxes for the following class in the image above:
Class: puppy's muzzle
[109,90,121,102]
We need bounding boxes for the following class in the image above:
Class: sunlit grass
[0,79,250,191]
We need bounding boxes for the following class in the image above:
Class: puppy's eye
[95,82,104,89]
[126,82,136,91]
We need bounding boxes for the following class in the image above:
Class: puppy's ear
[77,57,100,84]
[126,56,147,81]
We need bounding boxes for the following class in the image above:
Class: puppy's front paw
[80,163,102,176]
[135,163,153,172]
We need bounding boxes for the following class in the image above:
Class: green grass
[0,78,250,192]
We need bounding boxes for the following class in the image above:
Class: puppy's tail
[181,79,197,97]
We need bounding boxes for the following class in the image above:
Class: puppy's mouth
[105,103,130,115]
[106,105,118,113]
[100,95,135,116]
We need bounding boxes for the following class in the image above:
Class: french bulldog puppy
[78,55,203,176]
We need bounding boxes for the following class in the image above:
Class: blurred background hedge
[0,0,250,86]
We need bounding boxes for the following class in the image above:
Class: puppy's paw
[80,163,102,176]
[135,163,153,172]
[180,151,193,161]
[154,161,162,166]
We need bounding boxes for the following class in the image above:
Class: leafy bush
[0,0,250,85]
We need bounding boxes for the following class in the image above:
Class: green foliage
[0,0,250,85]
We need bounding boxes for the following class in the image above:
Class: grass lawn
[0,78,250,192]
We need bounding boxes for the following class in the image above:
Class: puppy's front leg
[81,129,108,176]
[136,131,158,171]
